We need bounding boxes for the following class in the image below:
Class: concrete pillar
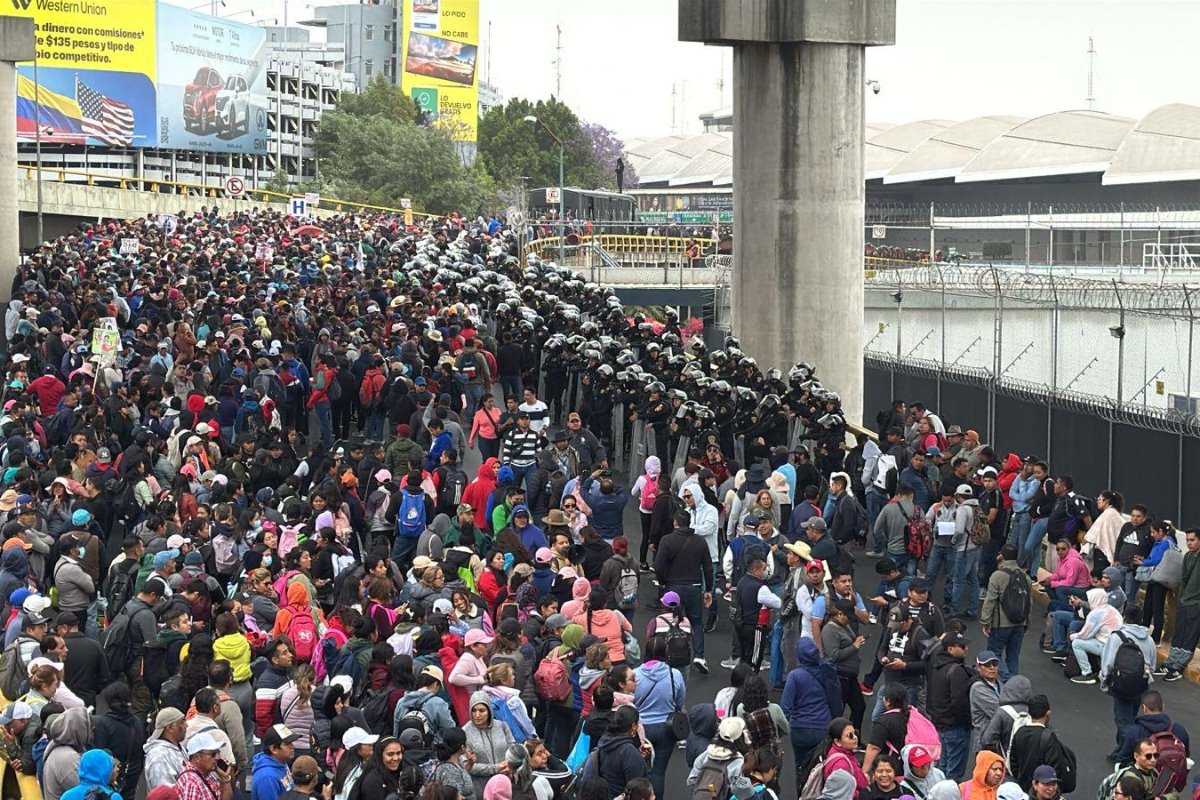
[679,0,895,425]
[0,18,35,304]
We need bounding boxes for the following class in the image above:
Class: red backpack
[359,371,385,409]
[533,652,571,702]
[906,504,933,559]
[286,607,318,662]
[1149,727,1188,794]
[639,474,660,512]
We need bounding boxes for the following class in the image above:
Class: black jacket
[1010,723,1076,792]
[654,526,714,590]
[596,732,648,798]
[63,631,109,706]
[926,646,973,728]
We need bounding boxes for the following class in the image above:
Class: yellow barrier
[19,166,437,220]
[525,234,717,262]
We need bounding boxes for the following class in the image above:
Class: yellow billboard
[12,0,157,147]
[400,0,479,143]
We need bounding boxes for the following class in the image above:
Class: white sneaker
[693,658,709,674]
[720,658,739,669]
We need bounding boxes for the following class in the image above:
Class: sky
[225,0,1200,140]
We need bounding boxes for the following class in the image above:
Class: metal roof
[1103,104,1200,185]
[630,106,1200,188]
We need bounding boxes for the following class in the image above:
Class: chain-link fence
[864,265,1200,437]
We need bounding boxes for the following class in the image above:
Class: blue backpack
[398,490,426,538]
[492,696,533,742]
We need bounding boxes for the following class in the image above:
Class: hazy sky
[229,0,1200,139]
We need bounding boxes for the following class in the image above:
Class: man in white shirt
[518,387,550,434]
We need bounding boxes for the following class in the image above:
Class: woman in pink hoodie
[573,587,634,664]
[561,576,593,619]
[1041,539,1092,606]
[449,628,493,723]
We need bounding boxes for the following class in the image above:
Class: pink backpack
[312,626,348,682]
[533,652,571,702]
[286,607,318,662]
[639,474,660,512]
[886,707,942,760]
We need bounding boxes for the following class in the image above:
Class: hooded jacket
[463,690,515,796]
[685,702,719,766]
[874,496,916,556]
[899,743,947,798]
[1075,587,1122,642]
[60,750,119,800]
[597,731,649,797]
[1047,546,1092,589]
[214,632,253,683]
[0,547,28,604]
[143,737,187,788]
[1118,708,1192,764]
[251,749,295,800]
[508,506,548,553]
[959,750,1006,800]
[681,478,720,561]
[43,707,92,800]
[980,675,1032,755]
[461,458,499,531]
[927,644,973,728]
[632,659,685,725]
[781,638,836,730]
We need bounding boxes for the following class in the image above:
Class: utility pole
[1086,35,1096,110]
[555,24,562,98]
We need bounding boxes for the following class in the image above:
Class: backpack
[1002,705,1033,768]
[1096,764,1125,800]
[141,639,172,695]
[1149,727,1189,794]
[663,618,694,669]
[491,696,534,742]
[399,693,434,737]
[101,604,146,676]
[998,567,1031,624]
[1105,630,1149,699]
[1063,494,1094,536]
[212,533,239,577]
[324,368,342,402]
[286,607,318,662]
[906,505,932,559]
[105,560,138,622]
[533,652,571,702]
[968,503,991,546]
[730,536,768,586]
[872,454,898,493]
[323,639,364,694]
[0,637,31,700]
[397,491,427,538]
[438,467,468,511]
[892,707,942,760]
[691,759,732,800]
[799,752,855,800]
[255,372,287,405]
[616,560,640,609]
[852,496,869,538]
[359,372,385,409]
[105,476,139,521]
[360,688,397,736]
[639,474,660,512]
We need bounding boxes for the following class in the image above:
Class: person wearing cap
[968,650,1001,765]
[898,743,947,799]
[927,632,973,780]
[949,482,984,620]
[144,707,189,787]
[176,731,236,800]
[922,484,962,608]
[448,628,494,722]
[684,715,755,800]
[251,724,299,800]
[1029,765,1061,800]
[499,410,540,494]
[1008,457,1040,563]
[393,666,454,739]
[0,699,37,774]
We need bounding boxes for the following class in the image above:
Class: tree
[582,122,638,191]
[477,97,604,192]
[314,75,492,214]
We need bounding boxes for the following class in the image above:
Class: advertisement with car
[156,2,268,154]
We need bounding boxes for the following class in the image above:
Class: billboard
[401,0,479,143]
[155,3,269,154]
[13,0,157,147]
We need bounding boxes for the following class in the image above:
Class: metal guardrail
[19,166,436,218]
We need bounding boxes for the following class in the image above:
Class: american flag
[75,79,134,146]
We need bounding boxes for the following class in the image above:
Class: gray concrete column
[680,0,895,425]
[0,17,34,305]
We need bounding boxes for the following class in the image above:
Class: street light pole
[523,114,565,265]
[33,54,43,244]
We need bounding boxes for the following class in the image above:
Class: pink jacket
[449,651,488,690]
[1048,547,1092,588]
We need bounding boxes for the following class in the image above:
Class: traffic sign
[289,198,308,217]
[546,187,561,204]
[224,176,245,197]
[872,225,887,239]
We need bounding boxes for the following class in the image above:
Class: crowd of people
[0,205,1192,800]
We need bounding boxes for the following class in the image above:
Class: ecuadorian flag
[17,75,85,144]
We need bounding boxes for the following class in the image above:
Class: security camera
[1109,325,1125,339]
[867,79,881,95]
[891,290,903,303]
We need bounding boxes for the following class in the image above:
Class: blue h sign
[290,198,307,217]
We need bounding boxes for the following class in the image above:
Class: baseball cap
[71,509,92,527]
[151,707,185,740]
[1022,454,1040,464]
[717,716,749,746]
[887,604,912,630]
[95,447,112,463]
[545,613,568,630]
[1032,766,1059,784]
[955,483,975,496]
[464,629,494,647]
[661,591,681,607]
[456,503,473,515]
[153,549,180,569]
[186,731,223,756]
[412,555,434,572]
[22,595,51,616]
[942,632,969,649]
[398,728,424,748]
[432,598,453,615]
[805,517,827,531]
[419,665,444,683]
[806,558,826,575]
[166,534,187,550]
[976,650,1000,665]
[0,701,32,724]
[908,745,934,768]
[27,657,63,674]
[342,727,378,750]
[925,447,941,457]
[535,547,553,564]
[978,466,999,478]
[262,724,301,750]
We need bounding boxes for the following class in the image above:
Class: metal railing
[864,264,1200,438]
[19,166,436,218]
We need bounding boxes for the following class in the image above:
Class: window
[364,60,374,77]
[364,24,374,40]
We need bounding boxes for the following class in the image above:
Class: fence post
[1182,288,1195,523]
[990,265,1003,444]
[1025,201,1032,271]
[938,264,946,412]
[1048,276,1059,463]
[1048,205,1054,267]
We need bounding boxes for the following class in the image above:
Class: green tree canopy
[477,97,607,192]
[315,76,493,214]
